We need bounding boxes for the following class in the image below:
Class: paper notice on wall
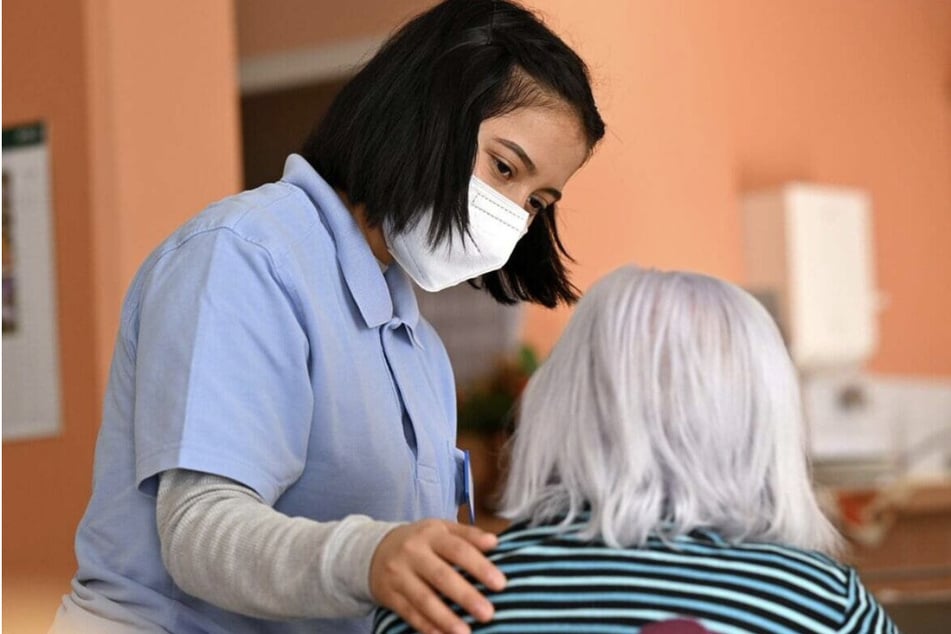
[2,122,63,441]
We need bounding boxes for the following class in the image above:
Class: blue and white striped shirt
[374,518,897,633]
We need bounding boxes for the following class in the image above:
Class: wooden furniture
[837,479,951,631]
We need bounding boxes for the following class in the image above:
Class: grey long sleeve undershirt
[156,468,403,621]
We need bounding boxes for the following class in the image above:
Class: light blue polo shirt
[68,155,464,633]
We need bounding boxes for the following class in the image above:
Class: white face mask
[385,176,530,292]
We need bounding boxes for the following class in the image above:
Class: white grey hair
[500,265,841,553]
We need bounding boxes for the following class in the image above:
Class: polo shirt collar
[281,154,420,333]
[385,264,421,332]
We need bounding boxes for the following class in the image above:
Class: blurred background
[3,0,950,631]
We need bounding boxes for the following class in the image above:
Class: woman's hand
[370,519,506,634]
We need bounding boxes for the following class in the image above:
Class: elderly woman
[375,266,897,633]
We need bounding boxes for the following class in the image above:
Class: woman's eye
[494,159,513,178]
[528,197,548,214]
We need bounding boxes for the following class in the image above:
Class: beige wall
[3,1,241,631]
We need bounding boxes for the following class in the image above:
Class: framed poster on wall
[2,121,62,440]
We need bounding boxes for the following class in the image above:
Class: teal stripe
[858,596,888,633]
[506,545,845,604]
[495,523,577,546]
[466,610,673,634]
[496,524,846,591]
[493,561,842,623]
[521,543,844,601]
[379,611,751,634]
[557,539,844,592]
[489,596,807,634]
[474,625,646,634]
[669,539,847,586]
[374,611,402,633]
[494,576,835,633]
[488,606,810,634]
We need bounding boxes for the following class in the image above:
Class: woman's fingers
[386,579,456,634]
[370,519,507,634]
[401,568,473,633]
[443,524,506,591]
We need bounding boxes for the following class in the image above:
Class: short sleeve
[839,568,899,633]
[132,228,313,504]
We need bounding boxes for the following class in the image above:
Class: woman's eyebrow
[495,137,536,173]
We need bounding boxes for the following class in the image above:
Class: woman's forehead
[479,106,589,176]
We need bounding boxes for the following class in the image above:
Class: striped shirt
[373,518,898,634]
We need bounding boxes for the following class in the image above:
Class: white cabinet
[743,183,878,371]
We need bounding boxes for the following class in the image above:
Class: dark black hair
[301,0,605,307]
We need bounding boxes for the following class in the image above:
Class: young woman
[52,1,604,633]
[375,266,897,633]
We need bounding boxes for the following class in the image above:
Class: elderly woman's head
[501,266,839,553]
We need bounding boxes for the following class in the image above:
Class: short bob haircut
[501,266,841,554]
[301,0,605,308]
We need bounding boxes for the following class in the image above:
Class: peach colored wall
[3,0,98,580]
[522,0,951,376]
[3,1,241,631]
[85,0,243,385]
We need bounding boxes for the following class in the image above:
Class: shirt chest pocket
[415,442,468,520]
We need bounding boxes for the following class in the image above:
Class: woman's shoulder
[490,519,854,592]
[489,516,596,559]
[134,182,333,286]
[656,529,855,600]
[175,182,327,256]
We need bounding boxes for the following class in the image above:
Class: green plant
[457,345,539,435]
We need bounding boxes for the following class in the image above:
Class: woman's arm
[156,468,400,619]
[157,468,506,632]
